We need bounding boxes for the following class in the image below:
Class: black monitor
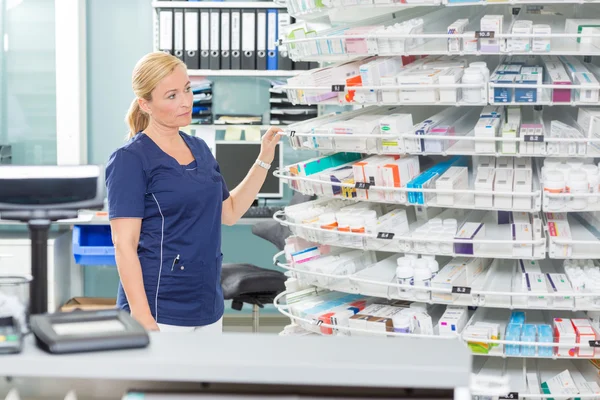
[215,141,283,199]
[0,165,105,316]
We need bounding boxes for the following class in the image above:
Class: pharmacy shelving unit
[273,0,600,397]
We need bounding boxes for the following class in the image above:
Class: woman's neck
[144,120,181,146]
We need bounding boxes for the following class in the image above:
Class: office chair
[220,193,314,333]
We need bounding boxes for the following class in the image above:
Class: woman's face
[143,65,193,128]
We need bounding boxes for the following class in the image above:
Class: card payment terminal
[0,316,23,354]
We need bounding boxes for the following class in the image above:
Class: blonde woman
[105,52,281,332]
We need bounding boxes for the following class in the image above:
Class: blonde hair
[125,52,186,139]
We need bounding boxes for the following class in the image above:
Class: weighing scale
[0,165,150,354]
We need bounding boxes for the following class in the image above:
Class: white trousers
[158,317,223,333]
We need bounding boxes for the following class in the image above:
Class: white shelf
[275,169,544,213]
[472,355,600,398]
[276,282,600,359]
[276,206,548,260]
[189,69,300,77]
[276,255,600,312]
[152,1,288,9]
[276,290,468,338]
[548,213,600,259]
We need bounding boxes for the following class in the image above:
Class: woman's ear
[138,98,152,115]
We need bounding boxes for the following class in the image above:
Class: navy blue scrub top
[105,132,230,327]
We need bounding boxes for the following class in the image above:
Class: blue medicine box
[72,225,116,266]
[515,74,539,103]
[491,74,515,103]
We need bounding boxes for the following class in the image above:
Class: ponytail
[125,98,149,139]
[126,52,186,140]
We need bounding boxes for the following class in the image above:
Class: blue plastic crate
[72,225,116,266]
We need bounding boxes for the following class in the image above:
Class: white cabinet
[0,230,82,312]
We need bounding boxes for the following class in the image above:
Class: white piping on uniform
[185,167,197,171]
[151,193,165,322]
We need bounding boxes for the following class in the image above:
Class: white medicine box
[494,168,514,209]
[513,169,533,210]
[435,166,469,206]
[474,167,496,208]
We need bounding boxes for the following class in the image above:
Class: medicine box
[495,156,513,169]
[508,20,532,52]
[480,15,505,53]
[515,74,542,103]
[546,63,572,103]
[513,169,533,210]
[505,323,522,356]
[475,118,499,154]
[523,272,548,307]
[547,220,572,258]
[480,106,502,119]
[553,318,577,357]
[436,166,468,206]
[514,157,532,170]
[454,222,485,255]
[494,168,514,209]
[438,68,464,103]
[501,122,519,155]
[571,319,596,357]
[574,72,600,103]
[438,306,468,336]
[432,260,467,302]
[447,19,469,53]
[465,257,491,284]
[532,24,551,52]
[476,155,496,169]
[521,324,537,356]
[475,167,496,208]
[565,19,600,44]
[513,223,533,258]
[490,74,515,103]
[546,273,574,309]
[380,75,399,103]
[541,370,579,398]
[519,124,544,155]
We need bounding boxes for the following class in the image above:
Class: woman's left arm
[221,127,282,226]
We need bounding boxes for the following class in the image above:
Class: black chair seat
[221,263,286,310]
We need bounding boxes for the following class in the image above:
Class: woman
[105,52,281,332]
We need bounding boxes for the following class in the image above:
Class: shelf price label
[589,340,600,347]
[355,182,371,190]
[452,286,472,295]
[524,134,544,143]
[289,130,296,138]
[500,393,519,400]
[377,232,395,240]
[475,31,495,39]
[331,84,346,92]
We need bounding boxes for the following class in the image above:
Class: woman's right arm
[105,148,156,330]
[110,218,159,331]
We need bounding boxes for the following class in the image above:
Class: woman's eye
[185,87,191,92]
[169,94,175,99]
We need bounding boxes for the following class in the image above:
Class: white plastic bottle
[469,61,490,82]
[413,260,432,301]
[462,67,484,104]
[544,170,565,210]
[568,169,589,210]
[422,255,439,279]
[392,314,412,334]
[396,258,414,296]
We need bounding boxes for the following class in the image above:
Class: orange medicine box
[571,319,597,357]
[553,318,577,357]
